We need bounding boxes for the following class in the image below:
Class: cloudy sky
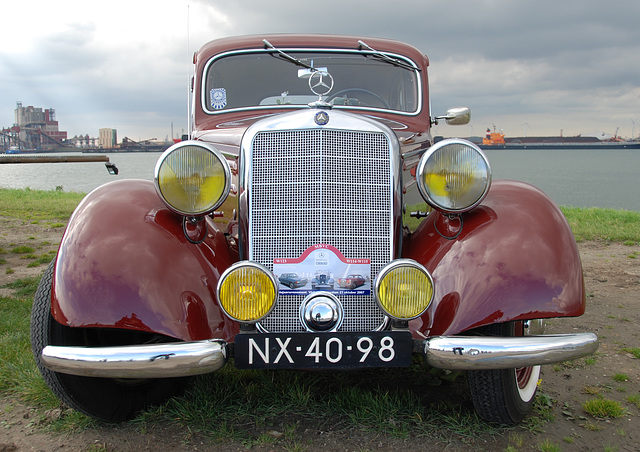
[2,0,639,141]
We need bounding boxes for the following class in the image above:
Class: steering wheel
[327,88,390,109]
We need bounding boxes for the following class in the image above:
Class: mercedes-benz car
[337,274,367,290]
[31,34,598,425]
[278,272,308,289]
[311,270,334,290]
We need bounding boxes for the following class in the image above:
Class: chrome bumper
[41,339,228,379]
[40,333,598,377]
[419,333,598,370]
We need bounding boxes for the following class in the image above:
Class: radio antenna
[186,4,191,138]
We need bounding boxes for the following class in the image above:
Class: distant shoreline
[479,141,640,150]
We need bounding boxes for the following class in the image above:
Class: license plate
[233,331,413,369]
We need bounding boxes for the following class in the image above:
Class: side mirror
[105,162,119,175]
[432,107,471,126]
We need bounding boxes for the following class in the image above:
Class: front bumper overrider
[41,340,228,378]
[419,332,598,370]
[41,332,598,378]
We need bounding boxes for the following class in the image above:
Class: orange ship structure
[483,127,505,145]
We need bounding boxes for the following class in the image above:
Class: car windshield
[203,50,420,114]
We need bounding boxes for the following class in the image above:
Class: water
[1,149,639,211]
[482,149,640,211]
[0,152,163,194]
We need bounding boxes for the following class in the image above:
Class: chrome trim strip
[420,333,598,370]
[41,340,227,379]
[200,47,422,116]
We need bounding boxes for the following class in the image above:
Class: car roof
[195,34,429,69]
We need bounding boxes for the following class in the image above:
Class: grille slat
[249,128,392,332]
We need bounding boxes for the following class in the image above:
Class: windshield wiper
[357,40,421,71]
[263,39,317,71]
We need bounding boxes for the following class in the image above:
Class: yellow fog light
[154,141,230,216]
[217,262,278,323]
[375,260,434,320]
[416,139,491,214]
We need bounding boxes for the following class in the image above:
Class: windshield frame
[200,47,423,117]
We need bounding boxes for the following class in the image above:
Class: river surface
[0,149,638,211]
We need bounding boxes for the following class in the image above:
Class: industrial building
[99,128,118,149]
[1,102,68,151]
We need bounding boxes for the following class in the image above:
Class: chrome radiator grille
[249,128,392,332]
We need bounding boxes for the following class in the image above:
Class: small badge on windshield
[210,88,227,110]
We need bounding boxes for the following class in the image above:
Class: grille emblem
[314,111,329,126]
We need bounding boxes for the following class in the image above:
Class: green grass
[621,347,640,359]
[0,277,46,399]
[404,202,640,244]
[561,206,640,243]
[0,187,85,222]
[583,398,626,419]
[135,364,500,442]
[537,438,561,452]
[0,280,67,413]
[11,245,35,254]
[626,394,640,410]
[613,373,629,383]
[27,253,56,268]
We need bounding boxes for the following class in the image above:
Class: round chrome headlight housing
[217,262,278,323]
[416,139,491,214]
[154,141,231,216]
[375,259,434,320]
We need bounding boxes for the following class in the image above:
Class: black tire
[31,261,189,422]
[467,322,541,425]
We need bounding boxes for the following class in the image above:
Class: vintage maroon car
[337,274,367,290]
[31,34,598,424]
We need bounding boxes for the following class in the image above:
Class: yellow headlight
[417,139,491,213]
[375,260,434,320]
[154,141,230,216]
[217,262,277,323]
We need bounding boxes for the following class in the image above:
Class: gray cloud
[2,0,639,139]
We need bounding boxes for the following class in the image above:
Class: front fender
[404,179,585,337]
[52,179,240,342]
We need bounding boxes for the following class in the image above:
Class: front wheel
[467,322,541,424]
[30,261,189,422]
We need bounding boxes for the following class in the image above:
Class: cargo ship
[479,128,640,150]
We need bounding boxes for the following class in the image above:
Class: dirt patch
[1,217,639,451]
[0,217,62,298]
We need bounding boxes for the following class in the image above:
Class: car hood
[192,110,423,157]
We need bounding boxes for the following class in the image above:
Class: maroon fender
[403,179,585,337]
[52,179,240,342]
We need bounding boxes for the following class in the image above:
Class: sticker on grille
[249,128,392,332]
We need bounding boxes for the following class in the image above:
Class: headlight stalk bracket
[183,216,208,244]
[434,213,463,240]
